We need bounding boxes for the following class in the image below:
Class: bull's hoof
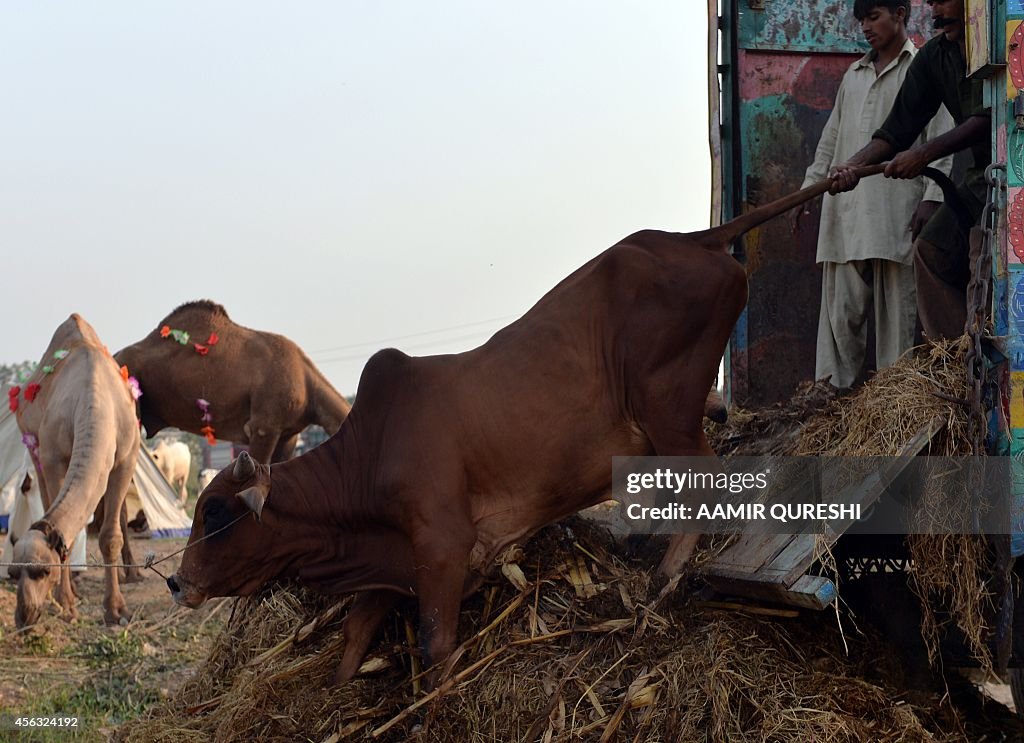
[121,569,145,584]
[706,406,728,424]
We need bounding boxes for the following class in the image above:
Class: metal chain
[961,163,1012,671]
[964,163,1005,458]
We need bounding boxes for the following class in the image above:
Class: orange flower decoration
[201,425,217,445]
[160,326,171,338]
[119,365,130,382]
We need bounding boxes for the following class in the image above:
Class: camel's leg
[99,459,135,625]
[270,433,300,463]
[119,501,143,583]
[244,426,281,465]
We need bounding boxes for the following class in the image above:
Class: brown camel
[11,314,140,628]
[114,301,351,464]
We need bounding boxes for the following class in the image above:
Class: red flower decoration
[24,383,41,402]
[207,333,219,346]
[7,387,20,412]
[194,344,209,356]
[201,425,217,445]
[160,326,171,338]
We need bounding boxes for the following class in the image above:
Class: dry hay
[705,379,843,457]
[116,518,961,743]
[796,339,992,674]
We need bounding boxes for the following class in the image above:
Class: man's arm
[884,114,989,178]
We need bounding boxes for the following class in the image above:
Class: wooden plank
[704,415,947,591]
[706,533,793,576]
[704,574,836,611]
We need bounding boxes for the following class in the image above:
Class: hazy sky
[1,2,710,396]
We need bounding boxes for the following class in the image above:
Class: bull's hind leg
[99,459,135,625]
[332,590,401,684]
[634,388,722,578]
[656,432,719,578]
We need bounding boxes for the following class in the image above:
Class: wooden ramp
[703,416,946,610]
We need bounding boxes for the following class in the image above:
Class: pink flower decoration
[21,432,39,454]
[127,376,142,401]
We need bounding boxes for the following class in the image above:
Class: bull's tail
[692,163,967,251]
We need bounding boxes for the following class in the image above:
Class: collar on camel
[161,325,219,356]
[29,518,69,563]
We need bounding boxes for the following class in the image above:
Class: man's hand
[827,138,896,194]
[828,164,860,194]
[789,204,813,234]
[909,200,941,241]
[884,145,934,180]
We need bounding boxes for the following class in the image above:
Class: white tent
[0,408,192,576]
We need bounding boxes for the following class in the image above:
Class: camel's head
[167,451,272,609]
[10,529,61,629]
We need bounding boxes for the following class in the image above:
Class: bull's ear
[236,486,265,521]
[232,451,256,482]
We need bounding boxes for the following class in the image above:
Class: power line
[315,329,499,365]
[308,314,517,357]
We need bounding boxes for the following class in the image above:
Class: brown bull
[167,173,858,683]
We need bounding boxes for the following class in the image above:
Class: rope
[0,512,251,581]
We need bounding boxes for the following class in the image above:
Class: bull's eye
[202,499,231,535]
[27,566,50,580]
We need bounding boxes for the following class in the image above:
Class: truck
[703,0,1024,708]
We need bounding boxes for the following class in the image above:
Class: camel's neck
[304,365,352,435]
[44,411,120,550]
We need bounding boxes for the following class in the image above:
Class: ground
[0,534,227,742]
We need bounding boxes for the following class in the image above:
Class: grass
[0,538,227,742]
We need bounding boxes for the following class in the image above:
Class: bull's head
[166,451,272,608]
[10,530,61,629]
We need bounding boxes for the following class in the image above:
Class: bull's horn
[236,486,265,521]
[232,451,256,482]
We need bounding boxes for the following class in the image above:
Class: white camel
[11,314,140,627]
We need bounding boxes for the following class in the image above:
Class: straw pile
[115,339,1001,741]
[714,338,994,673]
[118,518,956,742]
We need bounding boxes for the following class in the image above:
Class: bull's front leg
[333,589,400,685]
[412,532,474,688]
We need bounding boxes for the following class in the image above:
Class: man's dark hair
[853,0,910,21]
